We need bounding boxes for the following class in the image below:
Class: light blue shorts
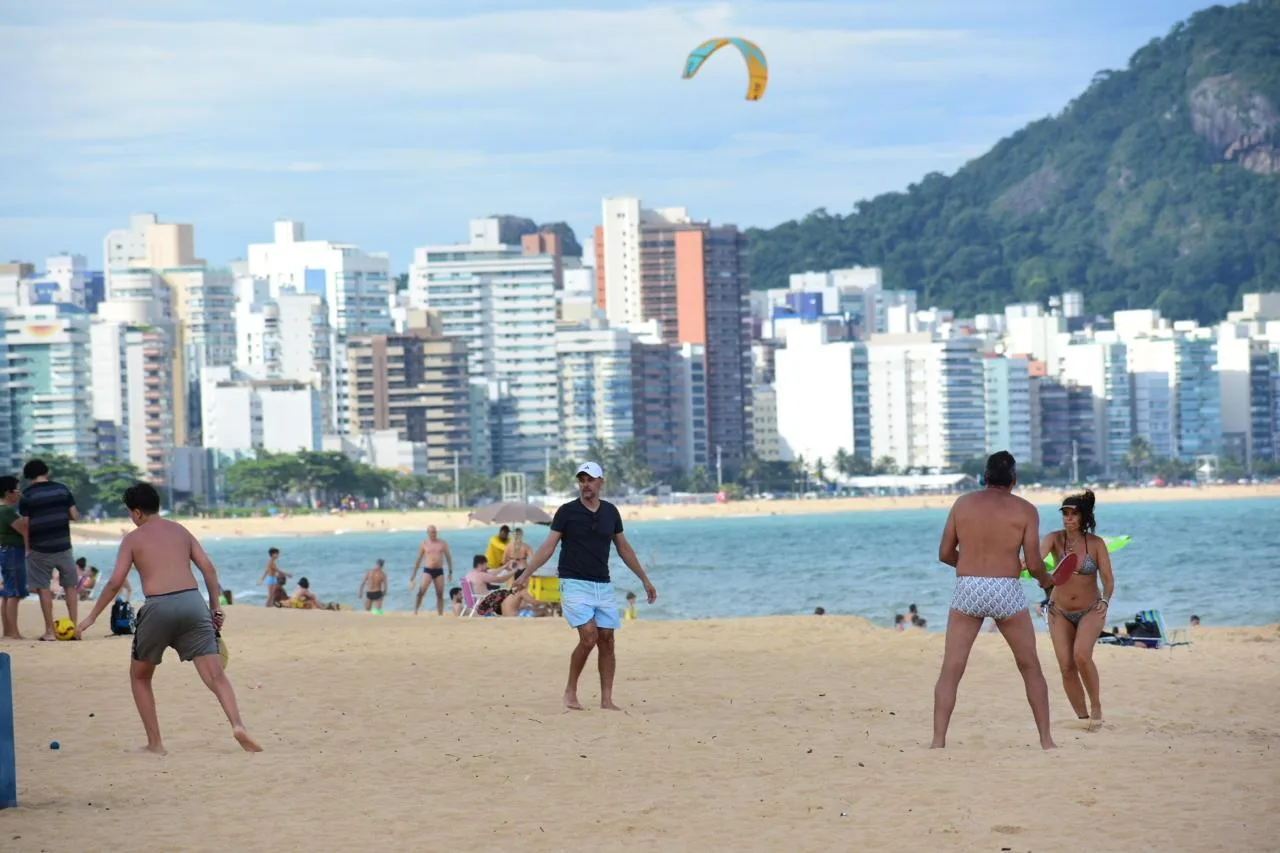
[560,579,620,631]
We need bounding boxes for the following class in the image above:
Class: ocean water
[74,498,1280,629]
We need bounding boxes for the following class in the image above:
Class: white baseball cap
[576,461,604,479]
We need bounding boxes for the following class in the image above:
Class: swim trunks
[366,590,385,602]
[423,568,444,580]
[950,576,1027,621]
[132,588,220,665]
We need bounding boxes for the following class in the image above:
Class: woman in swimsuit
[502,528,532,575]
[1039,489,1115,730]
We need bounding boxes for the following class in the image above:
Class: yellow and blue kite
[682,37,768,101]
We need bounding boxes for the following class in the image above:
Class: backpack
[110,598,135,635]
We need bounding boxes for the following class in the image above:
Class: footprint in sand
[992,825,1024,835]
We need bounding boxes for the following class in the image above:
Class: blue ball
[50,741,60,750]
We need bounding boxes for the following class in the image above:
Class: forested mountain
[747,0,1280,324]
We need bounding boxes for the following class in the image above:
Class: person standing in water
[360,559,389,612]
[513,462,656,711]
[258,547,289,607]
[931,451,1057,750]
[410,526,453,615]
[77,482,261,755]
[1041,489,1114,730]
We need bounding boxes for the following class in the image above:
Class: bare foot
[930,740,945,749]
[1041,737,1059,750]
[233,726,263,752]
[600,700,622,711]
[39,633,56,642]
[130,744,167,756]
[563,692,585,711]
[1087,709,1104,732]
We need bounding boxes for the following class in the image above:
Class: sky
[1,0,1217,272]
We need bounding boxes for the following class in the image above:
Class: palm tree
[833,448,852,477]
[1124,436,1153,481]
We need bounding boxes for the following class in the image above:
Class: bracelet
[1098,599,1109,606]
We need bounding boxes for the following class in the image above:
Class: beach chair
[460,583,505,618]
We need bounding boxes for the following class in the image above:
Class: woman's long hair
[1060,489,1097,536]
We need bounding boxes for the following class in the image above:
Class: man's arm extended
[1022,506,1051,588]
[614,533,657,603]
[190,533,224,616]
[77,536,135,634]
[513,532,562,587]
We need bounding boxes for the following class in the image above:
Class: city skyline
[4,0,1212,269]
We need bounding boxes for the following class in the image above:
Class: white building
[1004,306,1068,377]
[597,198,692,327]
[555,321,634,461]
[408,218,559,475]
[0,305,97,467]
[774,323,871,466]
[751,384,781,462]
[982,354,1033,463]
[200,366,321,454]
[246,219,392,337]
[1061,339,1132,475]
[867,333,986,471]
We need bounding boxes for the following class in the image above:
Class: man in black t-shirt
[18,458,81,641]
[514,461,656,710]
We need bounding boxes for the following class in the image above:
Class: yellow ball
[54,618,76,641]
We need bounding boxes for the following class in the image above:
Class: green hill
[746,0,1280,324]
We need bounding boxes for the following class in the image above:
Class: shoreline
[69,482,1280,546]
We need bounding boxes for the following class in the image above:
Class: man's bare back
[123,517,214,597]
[365,567,387,592]
[944,489,1040,578]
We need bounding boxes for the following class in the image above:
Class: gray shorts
[132,588,219,665]
[26,548,77,591]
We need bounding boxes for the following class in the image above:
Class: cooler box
[528,576,561,604]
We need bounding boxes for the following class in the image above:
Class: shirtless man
[932,451,1057,750]
[76,482,261,755]
[409,526,452,615]
[360,559,388,611]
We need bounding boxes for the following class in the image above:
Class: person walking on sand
[512,462,657,711]
[932,451,1057,750]
[410,526,453,615]
[76,482,261,755]
[360,559,389,611]
[18,458,81,641]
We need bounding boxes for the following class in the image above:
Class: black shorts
[423,569,444,580]
[366,590,385,602]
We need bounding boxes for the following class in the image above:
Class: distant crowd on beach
[254,523,640,622]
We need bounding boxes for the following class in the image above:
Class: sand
[4,606,1277,852]
[69,482,1280,545]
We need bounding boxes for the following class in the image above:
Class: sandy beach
[4,606,1277,852]
[68,482,1280,545]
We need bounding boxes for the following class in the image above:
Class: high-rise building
[774,323,871,467]
[629,326,708,477]
[1061,340,1132,475]
[408,218,558,475]
[555,321,635,462]
[866,333,985,471]
[1174,334,1221,460]
[345,313,473,476]
[751,385,781,462]
[0,305,97,468]
[1130,371,1175,460]
[200,366,322,454]
[594,197,752,470]
[1248,345,1279,464]
[982,354,1033,464]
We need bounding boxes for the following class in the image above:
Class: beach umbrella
[468,501,553,525]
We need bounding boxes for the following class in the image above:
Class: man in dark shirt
[18,458,81,641]
[0,475,28,639]
[514,461,656,710]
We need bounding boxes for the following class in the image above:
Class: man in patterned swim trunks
[932,451,1058,750]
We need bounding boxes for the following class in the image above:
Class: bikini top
[1076,554,1098,576]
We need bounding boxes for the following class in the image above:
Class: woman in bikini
[502,528,532,575]
[1040,489,1115,730]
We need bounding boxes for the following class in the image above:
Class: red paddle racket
[1050,551,1080,586]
